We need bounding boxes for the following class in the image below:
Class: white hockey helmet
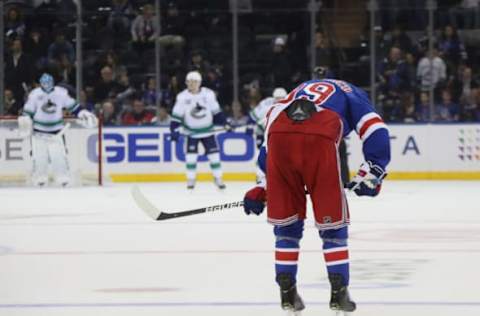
[273,87,287,99]
[186,71,202,83]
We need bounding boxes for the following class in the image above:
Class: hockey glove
[256,133,265,149]
[243,186,266,215]
[18,115,33,138]
[224,119,234,133]
[346,161,386,197]
[78,110,98,128]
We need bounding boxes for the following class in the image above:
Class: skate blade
[285,310,302,316]
[332,311,352,316]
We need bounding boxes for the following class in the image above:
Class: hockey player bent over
[170,71,231,190]
[243,79,391,315]
[18,73,98,186]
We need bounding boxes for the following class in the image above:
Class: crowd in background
[3,0,480,125]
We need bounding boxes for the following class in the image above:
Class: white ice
[1,181,480,316]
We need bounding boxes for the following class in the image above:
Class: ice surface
[1,181,479,316]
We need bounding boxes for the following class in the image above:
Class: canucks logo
[41,100,57,114]
[190,102,207,119]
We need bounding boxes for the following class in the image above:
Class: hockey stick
[131,185,243,221]
[55,122,71,138]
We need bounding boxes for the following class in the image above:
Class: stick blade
[131,185,162,220]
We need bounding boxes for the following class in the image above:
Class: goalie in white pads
[18,73,98,186]
[170,71,232,190]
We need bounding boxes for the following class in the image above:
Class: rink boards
[0,124,479,181]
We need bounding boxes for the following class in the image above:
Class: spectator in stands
[152,106,171,126]
[385,25,413,54]
[48,32,75,64]
[377,46,412,121]
[450,66,480,105]
[378,46,411,94]
[269,36,292,88]
[79,90,95,112]
[98,51,127,82]
[461,88,480,121]
[435,89,459,121]
[116,73,136,102]
[438,25,467,70]
[242,81,262,110]
[23,28,49,68]
[449,0,480,29]
[131,4,158,53]
[417,47,447,92]
[4,89,22,116]
[5,6,25,39]
[401,92,417,123]
[108,0,134,40]
[121,98,155,125]
[313,31,335,71]
[188,50,211,74]
[142,77,160,106]
[5,38,33,102]
[163,74,182,108]
[228,100,249,127]
[101,101,118,126]
[204,66,224,98]
[159,2,186,55]
[416,91,432,122]
[57,54,76,85]
[94,66,122,102]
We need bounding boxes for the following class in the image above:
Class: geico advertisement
[88,127,257,173]
[346,124,480,171]
[1,125,479,175]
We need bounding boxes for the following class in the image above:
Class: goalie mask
[285,99,316,121]
[39,73,54,93]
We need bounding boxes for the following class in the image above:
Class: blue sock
[320,226,350,286]
[274,220,304,285]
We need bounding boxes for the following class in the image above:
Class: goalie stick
[131,185,244,221]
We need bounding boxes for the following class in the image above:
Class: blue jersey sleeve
[345,85,391,170]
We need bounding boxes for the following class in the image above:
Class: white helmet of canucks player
[186,71,202,83]
[273,87,287,99]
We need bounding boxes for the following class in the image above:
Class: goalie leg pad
[47,135,71,186]
[31,133,50,185]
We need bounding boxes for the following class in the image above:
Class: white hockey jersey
[249,96,277,131]
[171,87,221,138]
[23,86,79,133]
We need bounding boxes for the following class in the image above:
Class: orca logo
[190,103,207,119]
[41,100,57,114]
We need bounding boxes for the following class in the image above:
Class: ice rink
[1,181,480,316]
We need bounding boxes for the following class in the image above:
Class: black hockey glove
[346,161,386,197]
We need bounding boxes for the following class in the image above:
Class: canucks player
[170,71,231,190]
[249,87,287,146]
[17,73,98,186]
[243,79,391,315]
[248,87,287,182]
